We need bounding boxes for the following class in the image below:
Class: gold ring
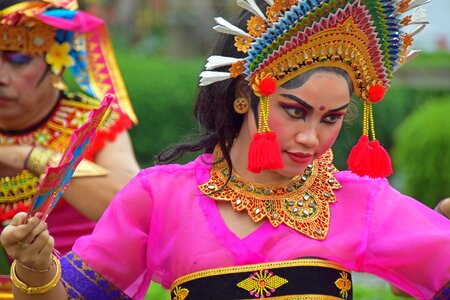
[17,240,30,249]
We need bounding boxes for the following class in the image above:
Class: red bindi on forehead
[319,105,326,111]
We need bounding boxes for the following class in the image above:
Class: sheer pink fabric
[46,202,96,255]
[73,154,450,300]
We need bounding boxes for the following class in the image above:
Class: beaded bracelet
[10,256,61,295]
[16,256,55,273]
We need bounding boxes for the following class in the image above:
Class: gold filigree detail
[172,286,189,300]
[0,23,55,55]
[198,148,341,240]
[237,269,288,298]
[235,35,253,53]
[247,16,266,37]
[266,6,281,23]
[250,71,274,97]
[253,18,385,100]
[273,0,298,12]
[334,271,352,298]
[0,170,38,204]
[230,60,246,78]
[171,258,350,290]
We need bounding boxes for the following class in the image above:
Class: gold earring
[233,97,249,114]
[50,74,68,91]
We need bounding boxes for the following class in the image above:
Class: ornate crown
[200,0,430,178]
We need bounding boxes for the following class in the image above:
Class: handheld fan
[27,94,114,221]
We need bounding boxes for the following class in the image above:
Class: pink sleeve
[72,170,153,299]
[362,181,450,299]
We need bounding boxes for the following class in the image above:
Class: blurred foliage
[333,86,449,170]
[392,97,450,208]
[402,51,450,70]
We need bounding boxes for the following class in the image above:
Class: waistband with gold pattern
[170,258,352,300]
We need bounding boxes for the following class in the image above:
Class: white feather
[237,0,267,20]
[214,17,253,38]
[405,49,421,61]
[409,23,426,37]
[396,49,421,70]
[199,71,231,86]
[406,8,428,25]
[402,0,431,12]
[205,56,243,70]
[265,0,274,5]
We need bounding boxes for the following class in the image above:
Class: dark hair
[155,8,253,168]
[156,4,356,168]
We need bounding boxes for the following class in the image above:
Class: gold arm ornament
[26,147,108,178]
[10,256,61,295]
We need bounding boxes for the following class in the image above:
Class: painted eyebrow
[280,94,349,112]
[279,94,313,110]
[329,103,349,112]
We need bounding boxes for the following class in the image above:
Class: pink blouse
[72,154,450,300]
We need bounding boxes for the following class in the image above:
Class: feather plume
[406,8,428,25]
[402,0,431,12]
[214,17,253,38]
[199,71,231,86]
[237,0,267,20]
[265,0,274,5]
[405,49,421,62]
[205,56,243,70]
[396,50,421,70]
[409,23,426,37]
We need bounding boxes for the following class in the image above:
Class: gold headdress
[200,0,430,178]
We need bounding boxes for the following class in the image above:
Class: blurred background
[74,0,450,299]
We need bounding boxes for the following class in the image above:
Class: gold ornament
[0,23,55,55]
[10,256,61,295]
[233,97,250,114]
[198,147,341,240]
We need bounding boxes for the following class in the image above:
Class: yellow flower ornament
[45,41,75,74]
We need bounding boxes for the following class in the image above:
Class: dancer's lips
[286,151,314,164]
[0,97,12,105]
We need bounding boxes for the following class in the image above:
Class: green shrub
[331,87,449,170]
[392,98,450,207]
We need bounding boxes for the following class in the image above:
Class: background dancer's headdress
[0,0,137,124]
[200,0,430,178]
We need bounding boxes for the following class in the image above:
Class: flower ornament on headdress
[46,41,75,74]
[200,0,431,178]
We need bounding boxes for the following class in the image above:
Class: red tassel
[248,132,284,173]
[348,136,393,178]
[368,140,393,178]
[347,135,371,175]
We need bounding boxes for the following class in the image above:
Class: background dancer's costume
[0,0,136,267]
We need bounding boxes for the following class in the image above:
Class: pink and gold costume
[62,154,450,299]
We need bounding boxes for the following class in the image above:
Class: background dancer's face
[0,51,58,130]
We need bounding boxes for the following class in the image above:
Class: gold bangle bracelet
[10,256,61,295]
[25,147,54,176]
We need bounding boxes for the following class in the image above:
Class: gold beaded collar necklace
[198,148,342,240]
